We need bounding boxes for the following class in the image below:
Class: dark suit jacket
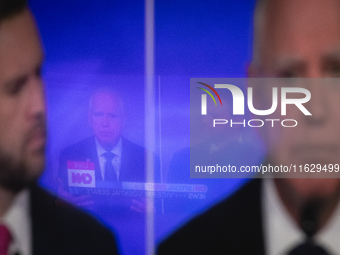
[158,179,265,255]
[165,141,262,213]
[30,184,118,255]
[59,136,148,185]
[58,136,160,216]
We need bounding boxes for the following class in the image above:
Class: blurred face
[89,92,125,150]
[0,10,46,191]
[251,0,340,200]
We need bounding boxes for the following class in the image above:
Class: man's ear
[88,112,93,128]
[121,114,127,129]
[247,63,263,108]
[247,63,260,78]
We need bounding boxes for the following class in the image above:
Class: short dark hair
[0,0,27,23]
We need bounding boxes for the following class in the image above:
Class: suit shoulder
[60,137,95,155]
[171,147,190,162]
[158,179,263,255]
[121,138,146,161]
[31,186,118,255]
[122,138,144,152]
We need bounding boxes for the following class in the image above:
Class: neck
[0,187,15,217]
[97,139,120,152]
[274,179,340,233]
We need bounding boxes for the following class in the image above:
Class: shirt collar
[263,178,340,255]
[95,137,122,158]
[2,189,31,255]
[317,193,340,254]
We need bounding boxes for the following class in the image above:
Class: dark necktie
[288,240,330,255]
[288,201,330,255]
[0,225,11,255]
[103,152,117,181]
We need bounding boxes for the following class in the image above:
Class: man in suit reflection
[166,99,260,213]
[0,1,118,254]
[58,88,156,213]
[159,0,340,254]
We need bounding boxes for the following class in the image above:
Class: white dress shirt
[95,138,122,181]
[1,189,31,255]
[263,178,340,255]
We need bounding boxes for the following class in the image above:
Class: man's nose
[307,62,323,78]
[102,115,110,126]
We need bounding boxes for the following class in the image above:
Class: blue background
[29,0,259,254]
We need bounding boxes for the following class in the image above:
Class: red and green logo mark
[196,82,222,106]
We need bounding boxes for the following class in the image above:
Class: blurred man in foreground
[0,1,118,254]
[159,0,340,254]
